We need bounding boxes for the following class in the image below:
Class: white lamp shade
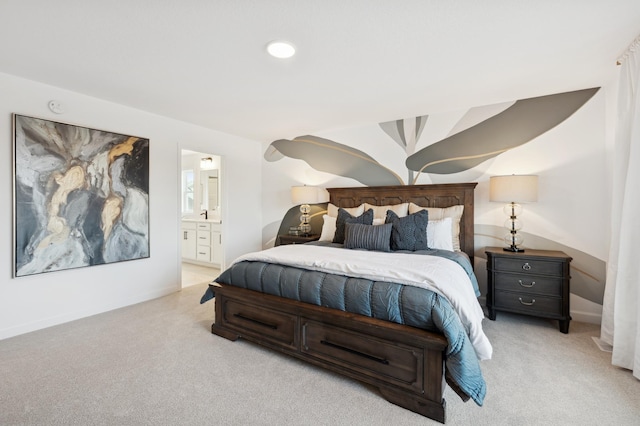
[489,175,538,203]
[291,186,328,205]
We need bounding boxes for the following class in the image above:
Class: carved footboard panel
[211,283,449,423]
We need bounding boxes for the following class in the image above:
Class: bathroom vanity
[181,219,222,267]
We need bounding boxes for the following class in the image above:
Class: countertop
[181,218,222,224]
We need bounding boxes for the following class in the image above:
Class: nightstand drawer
[494,257,564,276]
[494,272,563,297]
[494,290,562,316]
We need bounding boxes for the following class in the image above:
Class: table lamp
[291,186,324,236]
[489,175,538,252]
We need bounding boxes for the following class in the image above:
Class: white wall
[0,72,263,339]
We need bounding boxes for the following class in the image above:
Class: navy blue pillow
[333,208,374,244]
[385,209,429,251]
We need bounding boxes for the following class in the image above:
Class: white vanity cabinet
[211,225,222,265]
[181,222,197,260]
[182,220,222,267]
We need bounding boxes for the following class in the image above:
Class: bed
[203,183,488,423]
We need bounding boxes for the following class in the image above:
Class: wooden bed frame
[210,183,477,423]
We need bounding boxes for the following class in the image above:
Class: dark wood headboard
[326,183,477,263]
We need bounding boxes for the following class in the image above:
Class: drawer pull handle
[233,313,278,330]
[522,263,532,271]
[518,297,536,306]
[518,280,536,288]
[320,340,389,365]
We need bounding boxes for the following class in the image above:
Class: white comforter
[231,244,493,361]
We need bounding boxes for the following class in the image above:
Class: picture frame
[12,114,150,277]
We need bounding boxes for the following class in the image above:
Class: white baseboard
[570,310,602,325]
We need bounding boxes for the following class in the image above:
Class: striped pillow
[343,223,392,252]
[333,208,374,244]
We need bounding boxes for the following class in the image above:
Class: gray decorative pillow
[344,223,392,252]
[385,209,429,251]
[333,208,374,244]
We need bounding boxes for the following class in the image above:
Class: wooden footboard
[211,283,449,423]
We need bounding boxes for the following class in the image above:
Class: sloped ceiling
[1,1,639,142]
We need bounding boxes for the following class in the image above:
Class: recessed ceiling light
[266,41,296,59]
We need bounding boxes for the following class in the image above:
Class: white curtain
[600,35,640,380]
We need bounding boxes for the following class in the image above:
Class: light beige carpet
[1,283,638,425]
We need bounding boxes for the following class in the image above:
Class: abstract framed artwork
[12,114,150,277]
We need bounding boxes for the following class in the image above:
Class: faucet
[200,210,208,220]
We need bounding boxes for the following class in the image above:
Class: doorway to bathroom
[180,149,223,288]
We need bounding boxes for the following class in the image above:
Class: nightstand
[485,247,572,333]
[278,234,320,246]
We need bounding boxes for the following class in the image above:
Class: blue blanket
[201,247,486,406]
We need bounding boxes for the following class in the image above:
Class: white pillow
[319,214,337,241]
[427,217,454,251]
[327,203,364,218]
[409,203,464,251]
[364,203,409,221]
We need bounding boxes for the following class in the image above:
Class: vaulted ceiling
[1,1,639,142]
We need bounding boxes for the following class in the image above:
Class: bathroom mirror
[200,170,219,211]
